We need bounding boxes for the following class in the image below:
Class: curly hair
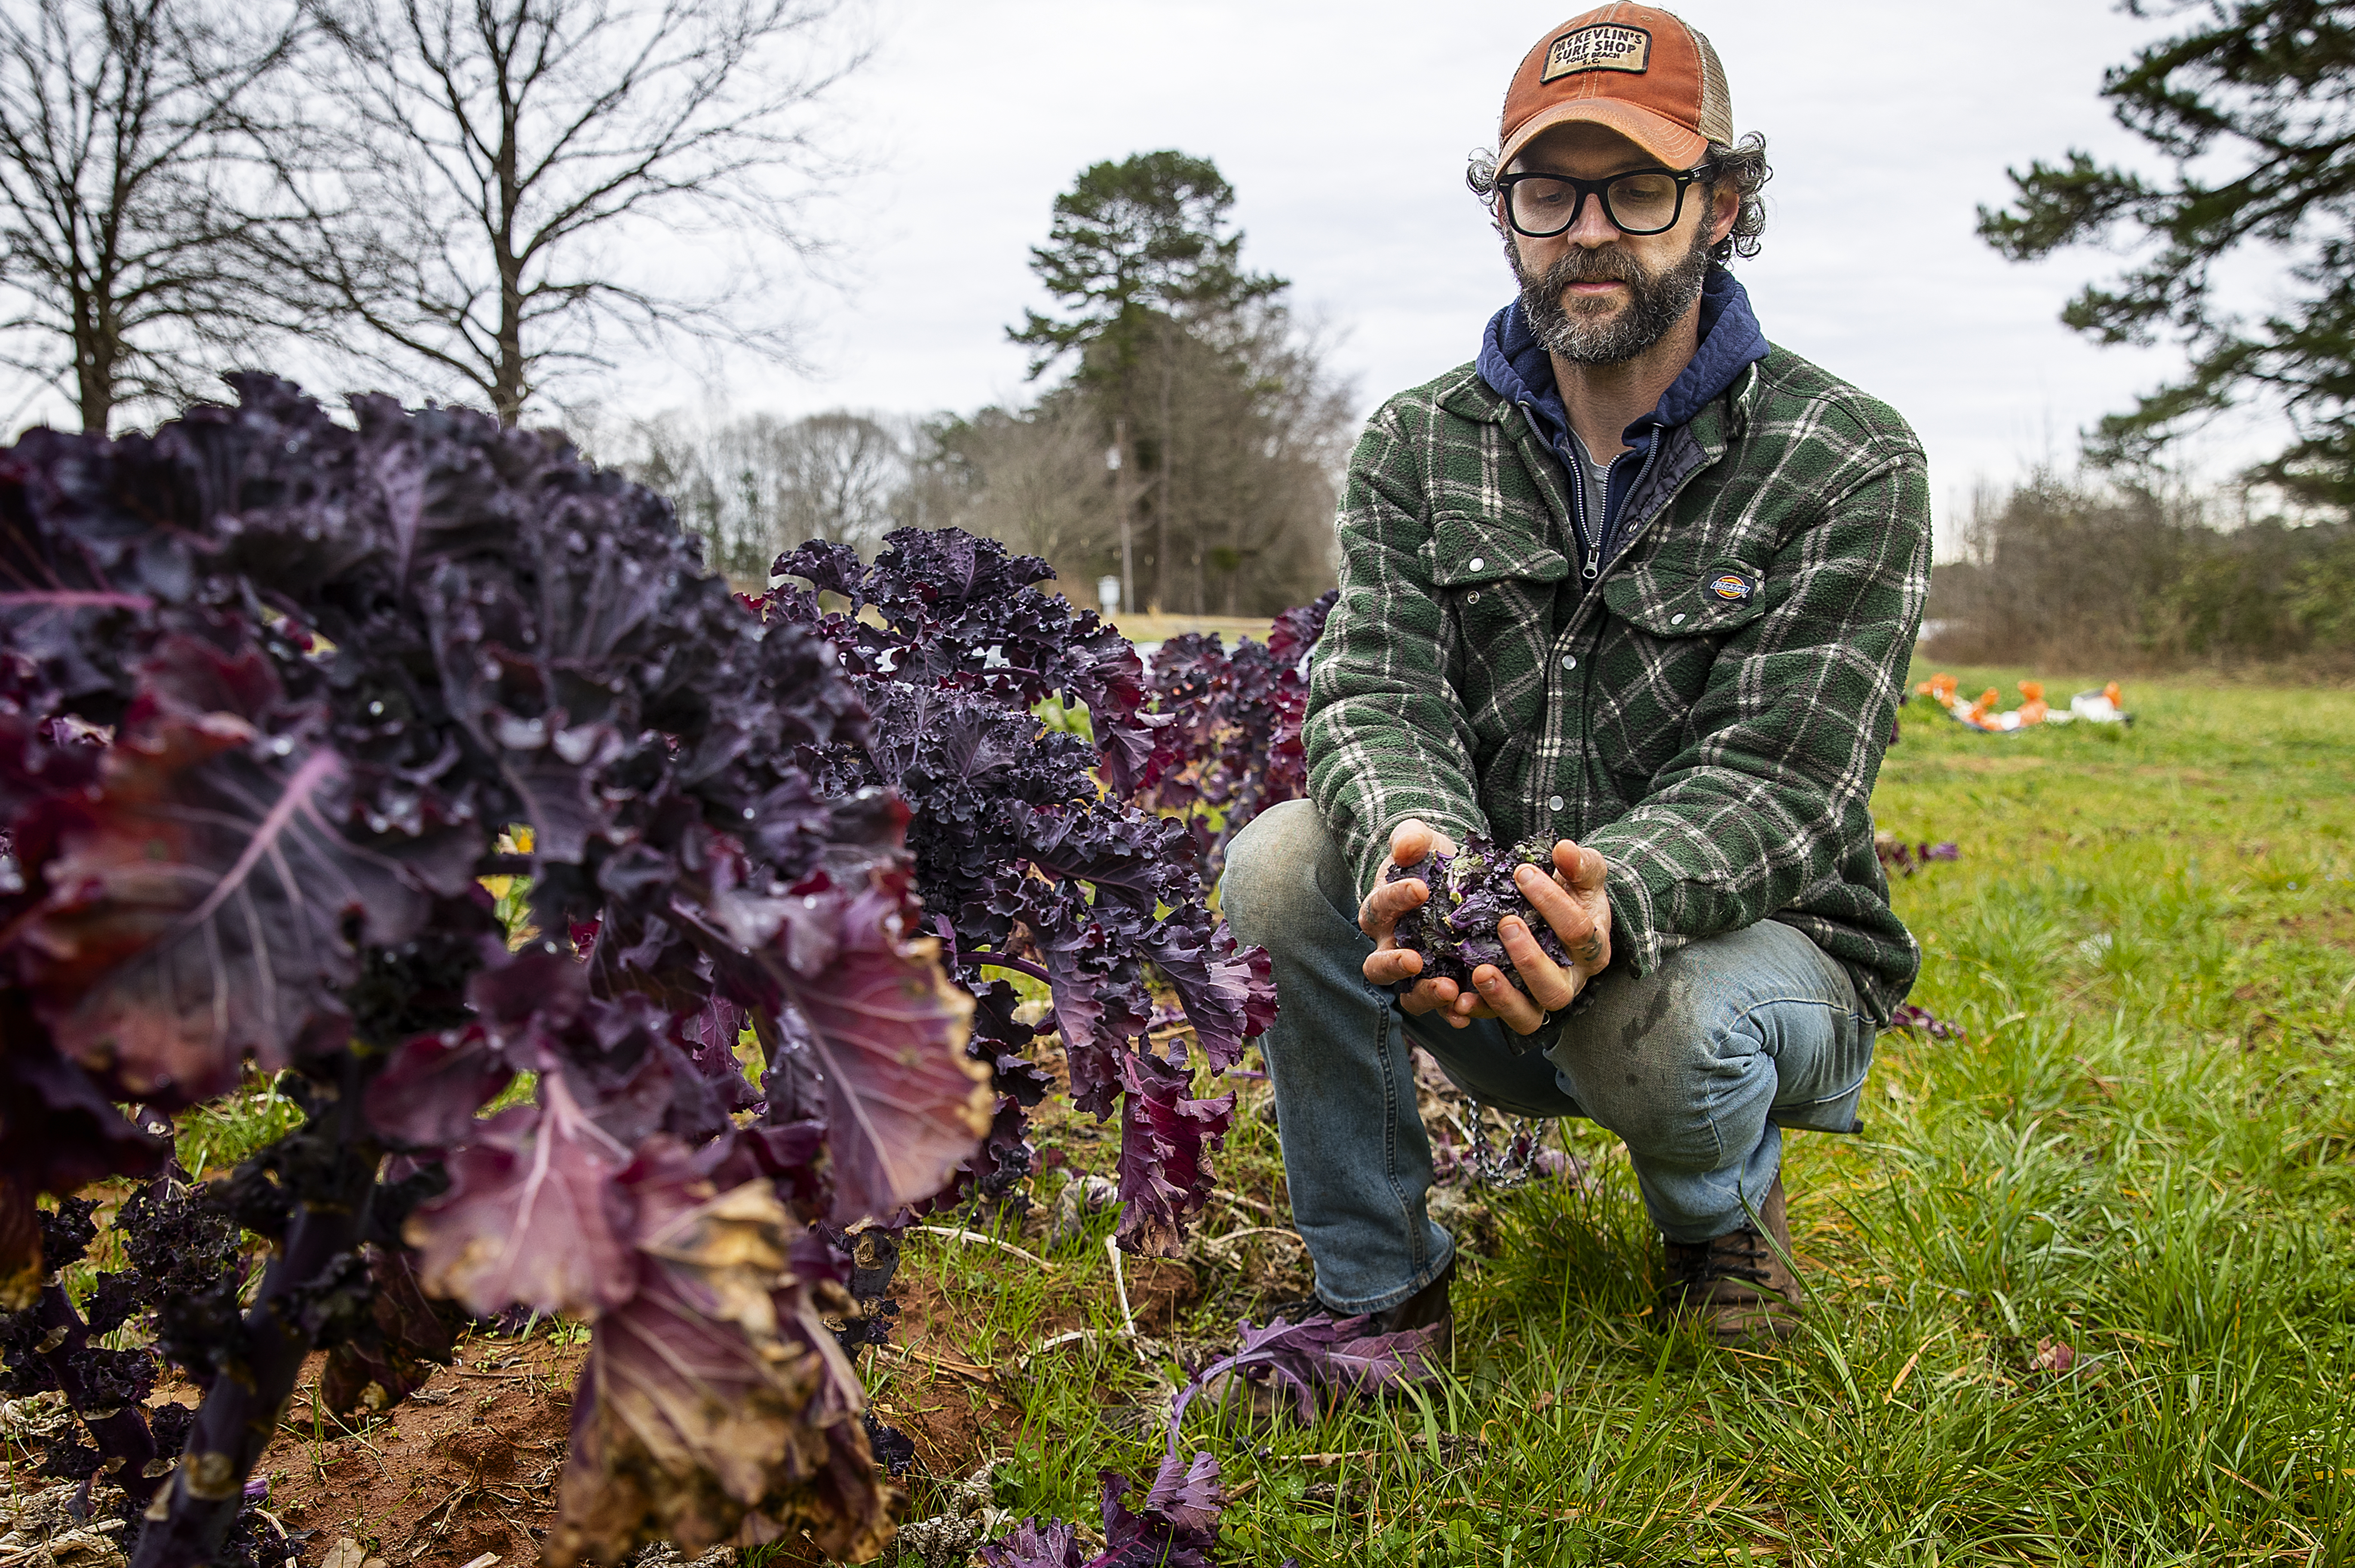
[1465,130,1772,264]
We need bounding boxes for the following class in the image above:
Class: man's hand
[1475,840,1613,1035]
[1358,822,1614,1035]
[1358,818,1476,1025]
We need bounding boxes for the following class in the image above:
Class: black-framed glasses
[1495,165,1711,238]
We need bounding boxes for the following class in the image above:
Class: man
[1220,3,1929,1348]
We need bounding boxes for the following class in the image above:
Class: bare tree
[619,407,908,582]
[758,410,902,554]
[272,0,864,425]
[0,0,304,433]
[926,397,1120,590]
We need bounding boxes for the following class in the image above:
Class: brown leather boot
[1659,1178,1804,1345]
[1363,1255,1455,1356]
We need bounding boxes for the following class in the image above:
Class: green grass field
[877,668,2355,1566]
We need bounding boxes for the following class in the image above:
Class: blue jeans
[1218,799,1877,1314]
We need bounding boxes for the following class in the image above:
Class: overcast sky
[659,0,2262,556]
[4,0,2286,555]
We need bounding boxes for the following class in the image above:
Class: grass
[868,667,2355,1566]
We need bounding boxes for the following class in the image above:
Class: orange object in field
[1918,672,1959,703]
[2016,680,2048,724]
[2104,681,2122,707]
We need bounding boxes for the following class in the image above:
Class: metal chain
[1444,1101,1556,1189]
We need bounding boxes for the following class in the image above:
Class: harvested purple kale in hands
[1383,835,1567,995]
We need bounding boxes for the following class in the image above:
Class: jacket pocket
[1421,510,1569,588]
[1600,556,1769,637]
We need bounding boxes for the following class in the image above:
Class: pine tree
[1010,151,1285,612]
[1980,1,2355,508]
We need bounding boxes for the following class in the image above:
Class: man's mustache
[1535,248,1642,289]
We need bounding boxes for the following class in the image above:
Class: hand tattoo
[1573,933,1604,965]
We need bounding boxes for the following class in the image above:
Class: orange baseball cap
[1499,4,1734,173]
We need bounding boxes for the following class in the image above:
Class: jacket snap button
[1468,557,1485,572]
[1466,591,1480,603]
[1560,654,1576,670]
[1671,612,1687,625]
[1547,794,1565,812]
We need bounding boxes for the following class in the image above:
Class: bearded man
[1220,3,1929,1348]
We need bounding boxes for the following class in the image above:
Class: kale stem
[968,951,1053,986]
[28,1283,160,1510]
[129,1053,378,1568]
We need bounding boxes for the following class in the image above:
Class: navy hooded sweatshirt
[1476,264,1768,581]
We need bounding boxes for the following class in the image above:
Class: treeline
[598,152,1355,618]
[5,0,1345,615]
[1926,475,2355,670]
[607,344,1349,619]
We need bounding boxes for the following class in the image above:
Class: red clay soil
[212,1329,586,1568]
[144,1248,1197,1568]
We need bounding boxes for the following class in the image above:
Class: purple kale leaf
[17,638,467,1107]
[1875,833,1961,877]
[402,1084,638,1319]
[318,1243,464,1418]
[982,1451,1226,1568]
[1384,835,1568,996]
[1889,1003,1967,1040]
[1116,1050,1235,1259]
[1168,1311,1443,1439]
[544,1150,893,1568]
[978,1519,1082,1568]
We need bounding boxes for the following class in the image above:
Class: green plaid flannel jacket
[1303,344,1931,1023]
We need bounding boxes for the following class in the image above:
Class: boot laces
[1665,1225,1773,1289]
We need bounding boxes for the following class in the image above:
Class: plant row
[0,380,1332,1567]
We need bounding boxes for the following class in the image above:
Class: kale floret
[1384,836,1571,997]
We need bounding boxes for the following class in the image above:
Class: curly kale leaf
[764,528,1276,1256]
[1383,836,1570,996]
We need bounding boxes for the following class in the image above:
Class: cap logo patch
[1540,23,1653,82]
[1709,572,1755,603]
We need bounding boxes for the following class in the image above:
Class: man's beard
[1510,228,1712,364]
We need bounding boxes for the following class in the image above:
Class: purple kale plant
[761,530,1277,1258]
[0,378,990,1568]
[1383,836,1570,996]
[1137,589,1335,885]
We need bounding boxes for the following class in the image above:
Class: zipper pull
[1585,542,1601,579]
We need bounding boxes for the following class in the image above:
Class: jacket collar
[1458,264,1769,445]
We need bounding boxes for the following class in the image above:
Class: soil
[115,1242,1204,1568]
[188,1329,587,1568]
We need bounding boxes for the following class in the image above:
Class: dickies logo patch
[1709,572,1755,603]
[1540,23,1653,82]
